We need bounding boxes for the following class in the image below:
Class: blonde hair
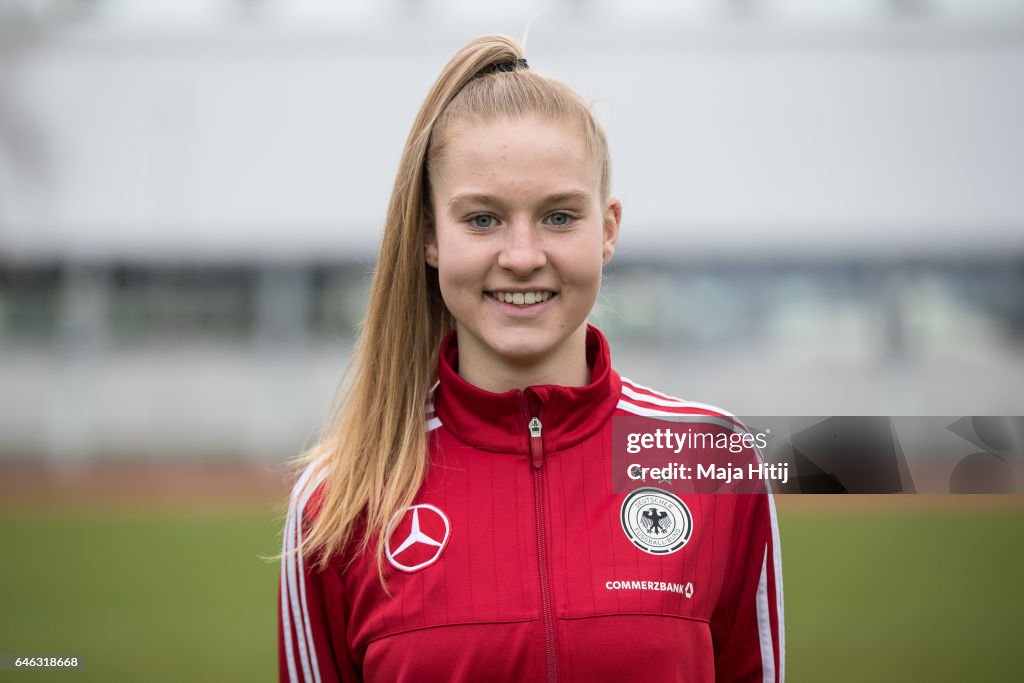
[293,34,612,582]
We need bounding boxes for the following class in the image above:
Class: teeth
[491,291,553,306]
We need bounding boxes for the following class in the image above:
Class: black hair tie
[485,58,529,74]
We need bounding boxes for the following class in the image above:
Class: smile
[487,291,555,306]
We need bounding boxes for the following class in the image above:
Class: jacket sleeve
[278,480,360,683]
[710,489,785,682]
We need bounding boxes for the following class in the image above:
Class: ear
[424,225,439,268]
[602,198,622,265]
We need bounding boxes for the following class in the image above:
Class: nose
[496,219,547,275]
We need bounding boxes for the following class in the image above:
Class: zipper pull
[529,417,544,469]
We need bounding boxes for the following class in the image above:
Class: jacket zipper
[523,396,557,682]
[529,416,544,468]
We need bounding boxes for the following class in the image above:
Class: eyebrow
[447,190,594,210]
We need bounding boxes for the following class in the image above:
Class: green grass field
[0,512,282,682]
[1,502,1023,682]
[781,503,1024,682]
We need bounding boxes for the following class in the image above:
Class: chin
[474,325,557,360]
[490,339,555,366]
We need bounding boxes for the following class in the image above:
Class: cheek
[435,236,485,297]
[560,236,606,287]
[437,270,477,303]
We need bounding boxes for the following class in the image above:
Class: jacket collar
[433,324,622,455]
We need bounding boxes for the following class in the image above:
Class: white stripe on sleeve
[768,489,785,682]
[756,548,776,683]
[282,461,327,683]
[295,473,325,683]
[280,512,299,683]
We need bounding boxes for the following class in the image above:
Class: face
[425,115,621,379]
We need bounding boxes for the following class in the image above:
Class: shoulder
[287,386,438,525]
[616,375,748,432]
[286,453,330,528]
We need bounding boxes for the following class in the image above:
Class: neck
[455,325,591,393]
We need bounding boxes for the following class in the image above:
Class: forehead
[430,116,600,200]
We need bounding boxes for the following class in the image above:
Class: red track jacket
[280,325,784,682]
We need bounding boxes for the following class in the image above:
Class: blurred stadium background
[0,0,1022,680]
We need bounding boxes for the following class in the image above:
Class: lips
[487,290,555,306]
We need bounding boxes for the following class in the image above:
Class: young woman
[279,34,784,683]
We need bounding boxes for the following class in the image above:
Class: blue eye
[470,215,495,229]
[548,212,573,226]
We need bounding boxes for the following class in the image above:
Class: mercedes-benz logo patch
[620,487,693,555]
[385,504,451,573]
